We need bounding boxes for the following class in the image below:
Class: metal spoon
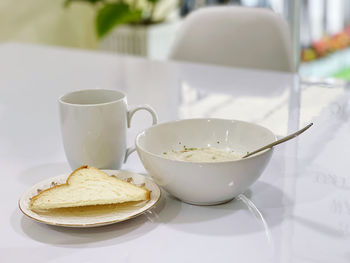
[242,123,313,159]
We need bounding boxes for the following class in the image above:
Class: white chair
[169,6,294,72]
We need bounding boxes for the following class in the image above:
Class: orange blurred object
[301,48,317,62]
[301,25,350,62]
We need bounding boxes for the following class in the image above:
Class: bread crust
[143,187,151,200]
[29,165,88,209]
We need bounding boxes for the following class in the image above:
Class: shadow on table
[18,215,152,248]
[156,181,291,236]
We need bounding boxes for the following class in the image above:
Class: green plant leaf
[96,3,142,38]
[146,0,160,4]
[147,0,159,3]
[64,0,101,8]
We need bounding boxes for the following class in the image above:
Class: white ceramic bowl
[136,119,276,205]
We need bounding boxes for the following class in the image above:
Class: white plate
[19,170,161,227]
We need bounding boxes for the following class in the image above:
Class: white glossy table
[1,43,349,263]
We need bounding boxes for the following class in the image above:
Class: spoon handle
[242,123,313,159]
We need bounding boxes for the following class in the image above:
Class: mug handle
[124,105,158,162]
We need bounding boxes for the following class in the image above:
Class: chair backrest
[169,6,294,72]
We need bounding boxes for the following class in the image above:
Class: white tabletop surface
[1,43,349,263]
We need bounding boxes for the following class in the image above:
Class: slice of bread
[30,165,150,212]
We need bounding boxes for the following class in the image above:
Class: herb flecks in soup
[162,147,242,162]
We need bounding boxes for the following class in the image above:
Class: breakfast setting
[3,46,345,263]
[19,88,312,227]
[2,2,349,262]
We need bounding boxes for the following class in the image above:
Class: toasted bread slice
[30,165,150,212]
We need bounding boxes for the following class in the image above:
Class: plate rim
[18,170,161,227]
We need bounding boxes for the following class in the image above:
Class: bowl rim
[135,118,277,164]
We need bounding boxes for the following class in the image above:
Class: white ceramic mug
[59,89,157,170]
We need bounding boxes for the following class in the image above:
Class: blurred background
[1,0,349,80]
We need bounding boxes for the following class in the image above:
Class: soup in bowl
[135,118,276,205]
